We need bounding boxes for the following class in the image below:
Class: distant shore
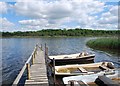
[1,29,119,37]
[0,35,116,37]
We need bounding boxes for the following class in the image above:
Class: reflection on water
[1,37,120,85]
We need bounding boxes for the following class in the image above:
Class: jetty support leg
[26,63,30,80]
[53,58,56,85]
[32,54,34,65]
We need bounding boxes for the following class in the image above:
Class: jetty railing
[12,44,42,85]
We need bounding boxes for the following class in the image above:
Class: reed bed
[86,38,120,53]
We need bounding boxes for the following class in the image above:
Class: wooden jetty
[12,44,49,86]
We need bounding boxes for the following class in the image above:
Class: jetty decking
[13,45,48,86]
[25,48,48,85]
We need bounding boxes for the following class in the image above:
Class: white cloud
[0,17,15,31]
[96,5,118,30]
[19,19,48,26]
[110,6,118,16]
[19,19,62,30]
[98,16,117,24]
[0,2,8,14]
[1,0,117,31]
[14,0,107,30]
[14,0,105,19]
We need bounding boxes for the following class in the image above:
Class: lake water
[1,37,120,85]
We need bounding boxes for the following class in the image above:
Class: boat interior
[55,62,115,75]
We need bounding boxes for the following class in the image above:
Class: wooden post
[46,47,48,60]
[35,45,37,54]
[33,51,35,58]
[53,58,56,85]
[68,80,74,86]
[45,43,46,55]
[45,43,47,63]
[26,63,30,80]
[32,55,34,65]
[41,44,42,50]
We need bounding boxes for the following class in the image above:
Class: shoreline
[0,35,117,38]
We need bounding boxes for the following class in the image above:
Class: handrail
[12,44,42,85]
[26,46,37,64]
[12,64,26,85]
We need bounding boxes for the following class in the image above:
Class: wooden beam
[12,64,26,85]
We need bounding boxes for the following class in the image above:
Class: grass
[86,37,120,55]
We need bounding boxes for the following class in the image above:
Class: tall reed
[86,38,120,52]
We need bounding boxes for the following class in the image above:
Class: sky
[0,0,119,32]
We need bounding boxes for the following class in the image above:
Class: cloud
[14,0,105,19]
[14,0,106,29]
[19,19,62,30]
[19,19,48,26]
[3,0,118,31]
[0,2,8,14]
[96,5,118,30]
[110,6,118,16]
[0,17,15,31]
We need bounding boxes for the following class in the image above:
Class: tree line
[1,28,120,37]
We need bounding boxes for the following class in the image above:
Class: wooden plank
[31,77,48,80]
[78,67,88,73]
[99,65,109,70]
[25,81,48,84]
[26,79,48,82]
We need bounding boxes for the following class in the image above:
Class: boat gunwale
[49,53,95,60]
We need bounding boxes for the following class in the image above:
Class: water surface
[1,37,120,85]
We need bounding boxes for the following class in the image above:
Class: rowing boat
[49,52,95,65]
[63,69,118,85]
[55,62,115,76]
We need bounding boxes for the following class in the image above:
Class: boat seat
[99,65,109,70]
[78,67,88,73]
